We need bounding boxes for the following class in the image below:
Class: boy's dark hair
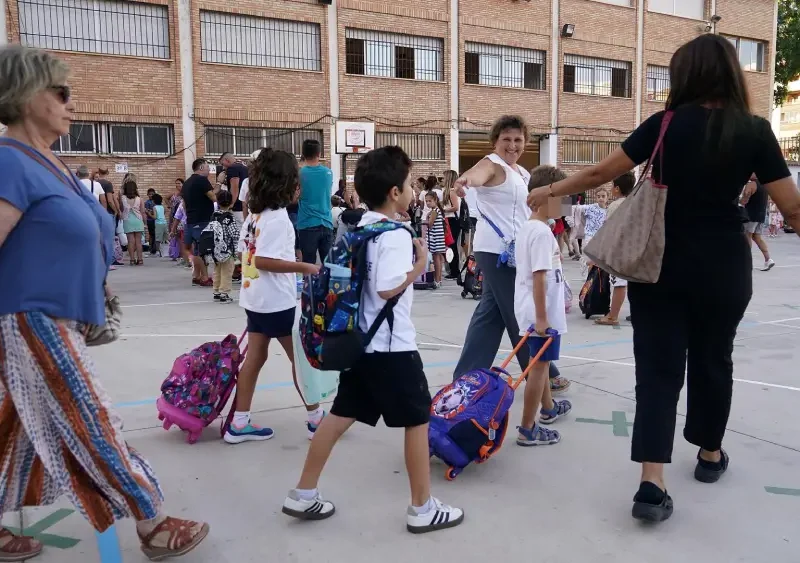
[248,148,298,213]
[147,188,156,195]
[301,139,321,160]
[613,171,636,196]
[217,189,233,208]
[354,146,412,210]
[152,193,163,205]
[191,158,206,172]
[528,165,567,191]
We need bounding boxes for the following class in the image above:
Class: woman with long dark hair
[529,34,800,522]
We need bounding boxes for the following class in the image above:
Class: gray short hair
[76,165,90,178]
[0,46,69,125]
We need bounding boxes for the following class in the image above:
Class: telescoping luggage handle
[220,328,249,438]
[494,325,557,391]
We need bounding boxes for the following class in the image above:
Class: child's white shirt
[357,211,417,353]
[514,219,568,336]
[238,209,297,314]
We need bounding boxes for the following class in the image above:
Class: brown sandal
[0,528,43,562]
[594,316,619,326]
[138,517,209,561]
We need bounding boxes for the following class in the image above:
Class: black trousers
[298,226,333,265]
[446,217,461,276]
[629,233,752,463]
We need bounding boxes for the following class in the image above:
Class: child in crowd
[595,172,636,326]
[425,191,447,288]
[282,146,464,534]
[574,188,609,275]
[152,193,168,256]
[513,165,574,446]
[768,199,781,237]
[226,148,324,444]
[170,199,192,269]
[211,190,240,304]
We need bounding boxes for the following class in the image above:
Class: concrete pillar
[768,0,779,120]
[177,0,196,177]
[449,0,459,172]
[1,0,8,46]
[540,134,558,166]
[328,0,341,186]
[634,0,644,126]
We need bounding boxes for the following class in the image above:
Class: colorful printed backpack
[299,219,412,372]
[160,334,243,422]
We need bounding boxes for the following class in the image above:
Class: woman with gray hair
[0,46,208,561]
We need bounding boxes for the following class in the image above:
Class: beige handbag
[583,111,673,284]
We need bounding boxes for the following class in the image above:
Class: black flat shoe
[694,449,729,483]
[632,482,673,523]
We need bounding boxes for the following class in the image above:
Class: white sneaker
[761,259,775,271]
[281,489,335,521]
[406,497,464,534]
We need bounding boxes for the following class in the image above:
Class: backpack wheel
[445,467,459,481]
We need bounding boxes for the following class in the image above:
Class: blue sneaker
[307,411,326,440]
[224,422,275,444]
[516,423,561,446]
[539,399,573,425]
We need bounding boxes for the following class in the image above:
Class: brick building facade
[2,0,778,198]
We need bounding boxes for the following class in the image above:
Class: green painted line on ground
[612,324,622,330]
[575,411,633,437]
[5,508,81,549]
[765,486,800,496]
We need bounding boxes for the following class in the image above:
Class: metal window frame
[18,0,170,59]
[375,132,445,161]
[53,122,98,154]
[645,64,670,101]
[344,28,444,82]
[564,54,631,98]
[464,41,546,90]
[109,123,173,156]
[199,10,322,71]
[204,126,324,158]
[561,139,622,164]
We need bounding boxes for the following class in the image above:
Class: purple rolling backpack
[429,328,555,480]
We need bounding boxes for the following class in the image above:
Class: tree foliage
[775,0,800,106]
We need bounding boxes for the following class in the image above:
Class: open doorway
[458,130,540,174]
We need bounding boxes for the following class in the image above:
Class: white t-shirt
[419,188,444,223]
[80,178,104,201]
[238,178,249,208]
[357,211,417,353]
[238,209,297,314]
[472,154,530,255]
[514,219,567,336]
[465,188,479,217]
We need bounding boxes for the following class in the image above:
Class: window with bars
[19,0,169,58]
[109,124,173,155]
[204,127,324,158]
[593,0,633,5]
[464,42,546,90]
[199,11,321,71]
[376,132,445,160]
[648,0,705,19]
[562,139,622,164]
[563,54,631,98]
[646,65,670,101]
[726,36,766,72]
[345,29,443,81]
[51,123,97,153]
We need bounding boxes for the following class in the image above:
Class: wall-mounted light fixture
[561,24,575,38]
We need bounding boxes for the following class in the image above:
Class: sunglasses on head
[49,85,71,104]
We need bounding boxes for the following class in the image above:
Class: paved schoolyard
[9,235,800,563]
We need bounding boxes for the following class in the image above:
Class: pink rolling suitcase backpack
[156,330,247,443]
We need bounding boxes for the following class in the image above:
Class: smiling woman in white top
[451,115,533,379]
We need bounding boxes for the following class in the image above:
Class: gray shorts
[745,222,764,235]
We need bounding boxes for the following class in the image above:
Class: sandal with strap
[138,517,210,562]
[0,528,43,562]
[594,316,619,326]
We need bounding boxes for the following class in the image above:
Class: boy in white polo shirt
[281,146,464,534]
[513,165,573,446]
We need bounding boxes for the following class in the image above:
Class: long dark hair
[248,148,298,214]
[666,34,754,158]
[122,180,139,198]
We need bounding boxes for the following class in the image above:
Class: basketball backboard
[335,121,375,154]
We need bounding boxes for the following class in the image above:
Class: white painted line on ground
[122,334,227,338]
[761,316,800,324]
[121,300,228,308]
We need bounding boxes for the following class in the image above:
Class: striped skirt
[0,313,163,532]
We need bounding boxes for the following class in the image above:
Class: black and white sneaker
[213,292,221,301]
[218,293,234,304]
[281,489,335,521]
[406,497,464,534]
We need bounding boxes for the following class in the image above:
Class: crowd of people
[1,32,800,561]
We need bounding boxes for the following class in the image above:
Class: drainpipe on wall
[634,0,644,127]
[450,0,459,171]
[177,0,196,177]
[327,0,341,185]
[769,0,780,123]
